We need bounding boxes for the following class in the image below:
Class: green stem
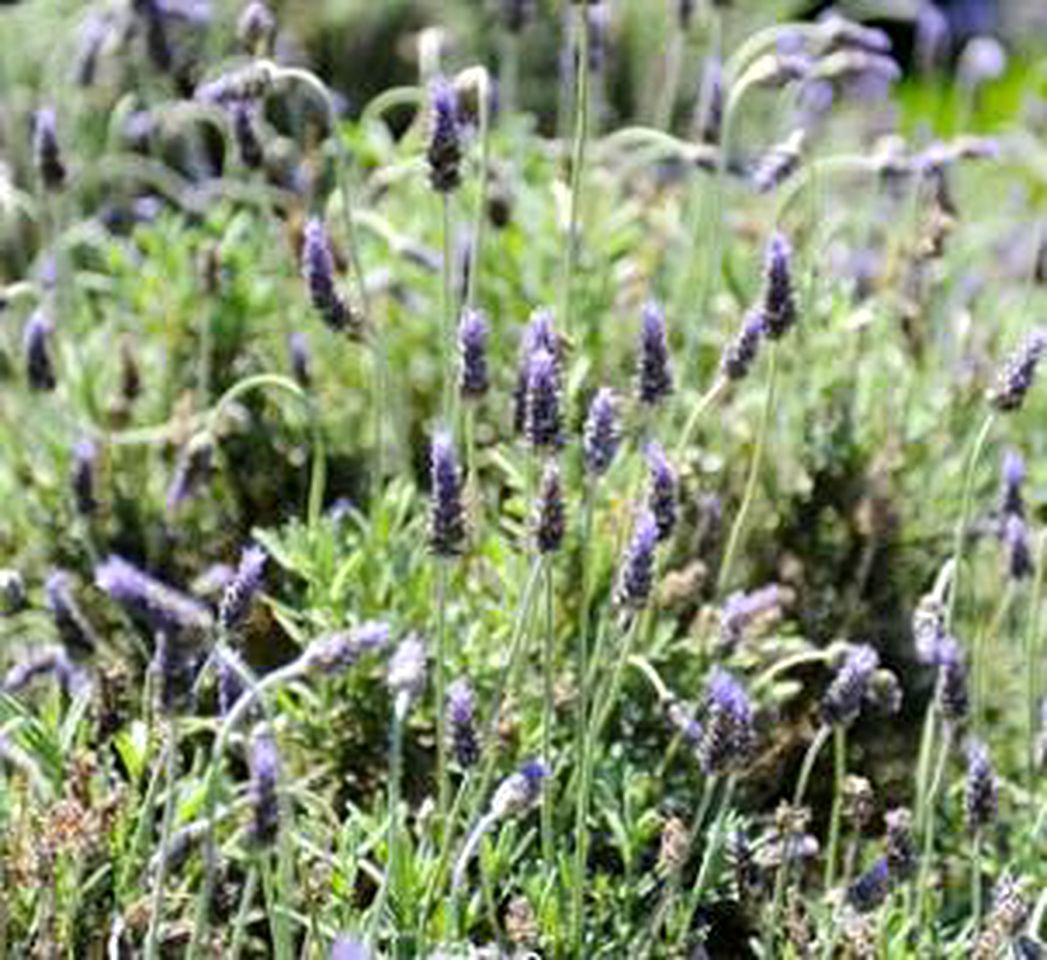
[823,726,847,891]
[229,866,258,960]
[674,376,727,462]
[947,412,996,632]
[466,70,492,313]
[542,557,556,871]
[571,485,597,954]
[971,829,984,931]
[917,720,954,929]
[369,698,406,945]
[435,560,450,847]
[717,345,778,597]
[441,194,456,424]
[561,1,590,342]
[144,719,179,960]
[1027,532,1047,790]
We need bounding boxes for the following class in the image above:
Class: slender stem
[369,698,406,945]
[541,557,556,870]
[229,866,258,960]
[1027,532,1047,790]
[466,71,492,313]
[971,829,984,930]
[441,194,456,425]
[677,775,738,942]
[914,706,938,835]
[561,2,590,341]
[654,30,685,130]
[717,345,778,597]
[823,726,847,891]
[435,560,450,847]
[571,484,597,953]
[144,720,179,960]
[765,724,832,955]
[674,376,727,462]
[947,412,996,631]
[500,34,520,119]
[917,719,954,928]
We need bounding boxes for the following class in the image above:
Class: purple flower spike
[446,678,480,768]
[32,108,66,191]
[821,644,879,727]
[847,857,890,912]
[525,348,562,449]
[615,511,660,611]
[219,545,268,631]
[964,739,998,834]
[24,309,56,392]
[583,388,620,476]
[535,460,565,554]
[249,728,281,846]
[645,442,677,543]
[458,308,490,400]
[762,232,797,339]
[71,439,98,517]
[638,300,673,405]
[429,431,466,557]
[96,555,212,635]
[721,308,765,381]
[699,667,755,775]
[989,331,1047,412]
[427,76,462,194]
[301,218,350,333]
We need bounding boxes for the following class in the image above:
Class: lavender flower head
[614,511,659,611]
[166,434,213,514]
[32,108,66,191]
[1004,513,1033,581]
[0,569,27,616]
[230,99,264,169]
[846,857,890,912]
[490,760,547,819]
[288,331,312,388]
[458,308,490,400]
[721,308,765,381]
[934,634,970,722]
[525,348,562,449]
[249,728,281,846]
[219,545,268,631]
[762,232,798,339]
[534,460,565,554]
[964,739,998,834]
[446,678,480,768]
[583,388,621,476]
[237,1,276,56]
[698,667,756,775]
[989,331,1047,412]
[96,556,212,635]
[637,300,673,405]
[513,308,559,434]
[429,431,466,557]
[302,621,391,674]
[301,217,350,333]
[388,635,427,705]
[71,438,98,517]
[821,643,879,727]
[1000,449,1026,520]
[885,807,917,880]
[3,646,88,697]
[645,442,677,543]
[45,570,97,658]
[427,76,462,194]
[24,309,56,392]
[719,584,784,651]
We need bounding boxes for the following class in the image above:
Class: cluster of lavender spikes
[821,643,901,727]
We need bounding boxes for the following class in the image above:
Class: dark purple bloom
[698,668,756,775]
[237,1,276,55]
[525,348,562,449]
[458,308,490,399]
[645,442,677,543]
[301,218,350,333]
[615,511,659,611]
[637,300,673,405]
[0,570,27,615]
[427,76,462,194]
[96,555,212,635]
[429,431,466,557]
[151,632,200,714]
[762,232,797,339]
[288,331,312,388]
[885,807,917,880]
[491,759,547,819]
[45,571,97,659]
[1004,513,1034,580]
[695,56,723,145]
[166,435,213,513]
[721,308,764,381]
[71,439,98,517]
[513,309,559,435]
[195,63,272,105]
[3,646,88,697]
[583,388,620,476]
[446,678,480,768]
[302,621,391,674]
[32,108,66,191]
[534,460,565,554]
[388,635,427,704]
[134,0,174,72]
[1001,449,1026,520]
[219,545,267,631]
[230,99,264,169]
[934,635,970,722]
[964,739,998,834]
[24,309,56,392]
[753,132,804,194]
[719,584,784,650]
[821,644,879,727]
[847,857,890,911]
[989,331,1047,412]
[249,728,281,845]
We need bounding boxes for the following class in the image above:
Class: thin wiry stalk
[144,720,179,960]
[917,720,955,929]
[971,828,984,930]
[717,344,778,596]
[541,557,556,871]
[674,376,727,461]
[561,2,590,341]
[1026,533,1047,789]
[466,70,491,313]
[229,866,258,960]
[368,697,406,944]
[435,560,451,847]
[823,726,847,891]
[571,484,597,954]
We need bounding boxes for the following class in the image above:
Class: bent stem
[144,719,179,960]
[717,345,778,597]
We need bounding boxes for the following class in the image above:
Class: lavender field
[1,0,1047,956]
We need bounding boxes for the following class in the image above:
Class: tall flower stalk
[561,2,590,341]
